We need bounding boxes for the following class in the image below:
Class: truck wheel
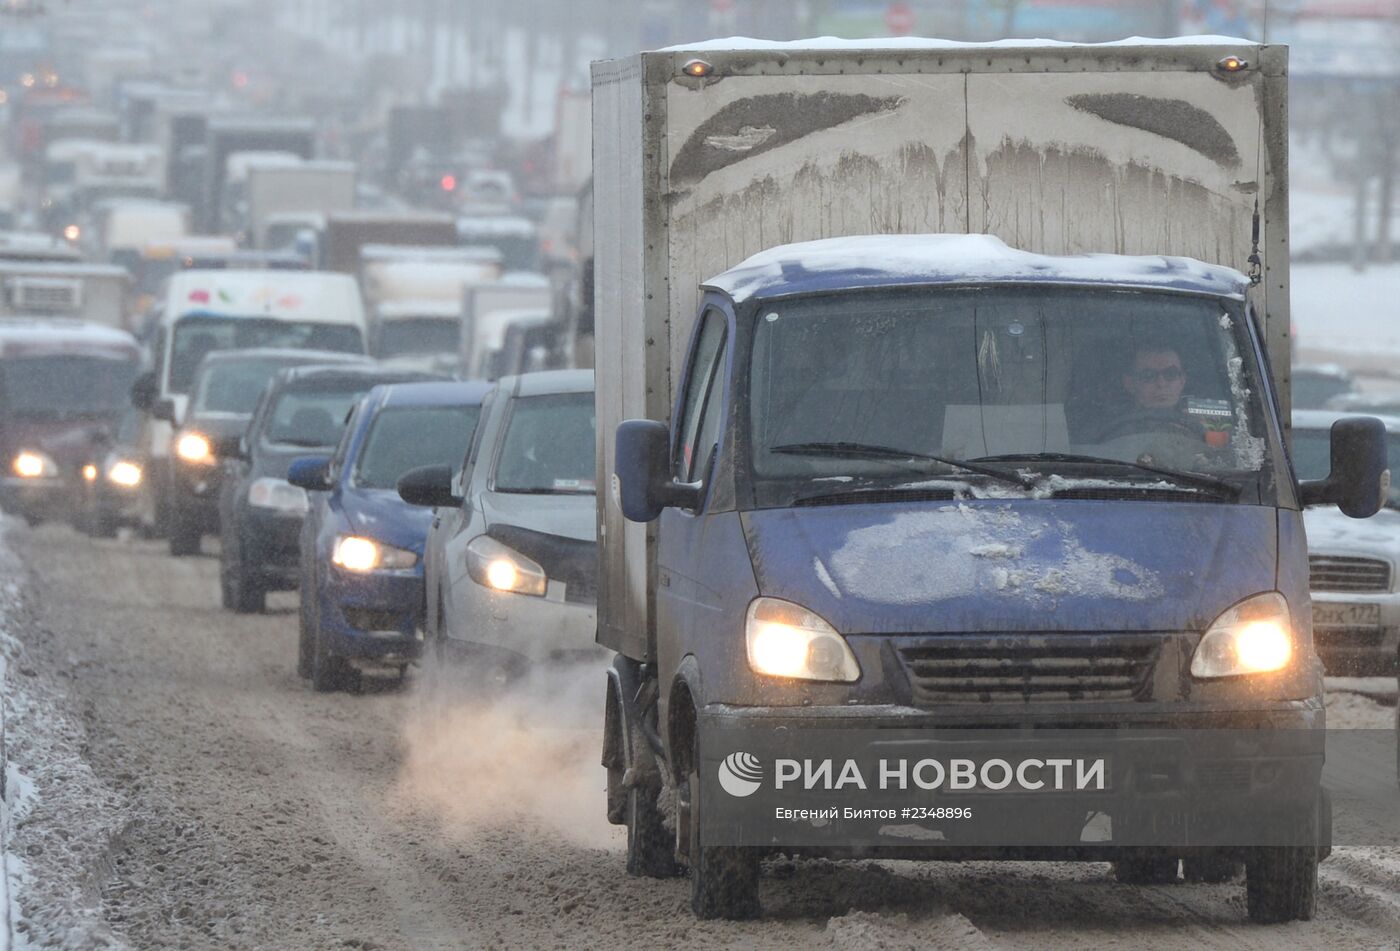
[626,781,677,878]
[687,734,760,919]
[1112,853,1180,884]
[1246,847,1317,922]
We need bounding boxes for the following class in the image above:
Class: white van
[137,269,368,534]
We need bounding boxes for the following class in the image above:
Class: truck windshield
[168,316,362,394]
[193,359,294,416]
[374,319,460,359]
[747,287,1276,504]
[493,392,596,494]
[353,406,481,489]
[0,356,139,418]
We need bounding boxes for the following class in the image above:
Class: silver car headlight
[1190,592,1293,679]
[466,535,547,596]
[247,477,309,515]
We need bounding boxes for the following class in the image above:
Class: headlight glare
[332,535,416,573]
[176,432,214,464]
[107,461,142,487]
[745,597,860,682]
[466,535,547,596]
[13,451,56,479]
[82,464,98,482]
[1190,592,1293,678]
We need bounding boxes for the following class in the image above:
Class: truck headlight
[12,450,57,479]
[745,597,860,682]
[175,431,215,465]
[108,461,142,487]
[332,535,417,573]
[1190,592,1293,678]
[466,535,547,596]
[247,477,308,515]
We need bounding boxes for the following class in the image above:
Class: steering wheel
[1096,410,1203,443]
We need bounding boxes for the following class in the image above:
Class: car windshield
[263,385,371,448]
[748,287,1276,505]
[352,405,481,489]
[375,318,460,359]
[493,392,595,494]
[168,316,363,394]
[193,359,295,415]
[1292,426,1400,502]
[0,355,140,418]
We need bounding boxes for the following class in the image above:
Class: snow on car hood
[1303,505,1400,563]
[741,500,1276,635]
[477,490,596,542]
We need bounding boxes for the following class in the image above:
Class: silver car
[1294,409,1400,676]
[422,369,599,670]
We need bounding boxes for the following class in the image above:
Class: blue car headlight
[332,535,417,573]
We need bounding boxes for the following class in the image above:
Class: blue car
[289,381,492,692]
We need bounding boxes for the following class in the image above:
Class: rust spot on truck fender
[1065,93,1241,168]
[670,92,906,188]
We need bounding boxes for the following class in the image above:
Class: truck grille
[898,634,1165,704]
[1308,555,1390,593]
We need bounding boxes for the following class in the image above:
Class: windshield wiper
[770,441,1036,488]
[970,452,1242,499]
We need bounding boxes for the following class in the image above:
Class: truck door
[655,304,732,690]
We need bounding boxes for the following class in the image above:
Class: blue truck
[591,39,1389,923]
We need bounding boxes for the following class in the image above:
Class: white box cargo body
[246,162,356,249]
[591,38,1289,661]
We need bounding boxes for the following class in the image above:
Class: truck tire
[687,733,760,920]
[1112,854,1180,884]
[1246,847,1317,922]
[627,782,677,878]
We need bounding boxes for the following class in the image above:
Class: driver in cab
[1106,344,1206,441]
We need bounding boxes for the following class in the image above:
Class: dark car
[0,319,142,526]
[1292,363,1355,409]
[289,381,491,691]
[165,348,371,556]
[217,364,441,613]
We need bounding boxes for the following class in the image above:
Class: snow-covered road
[1,521,1397,949]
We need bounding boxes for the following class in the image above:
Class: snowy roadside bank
[0,519,129,950]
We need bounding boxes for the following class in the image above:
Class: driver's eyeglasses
[1131,366,1184,384]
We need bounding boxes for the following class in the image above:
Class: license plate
[1312,603,1381,628]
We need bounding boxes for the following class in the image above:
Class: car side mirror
[151,397,178,424]
[397,464,462,509]
[287,455,332,492]
[1299,416,1389,518]
[211,433,246,461]
[615,420,702,523]
[130,370,157,411]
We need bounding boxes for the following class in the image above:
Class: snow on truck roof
[0,319,140,357]
[661,35,1259,52]
[163,270,365,325]
[703,234,1250,303]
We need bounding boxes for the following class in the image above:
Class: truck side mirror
[397,464,462,508]
[152,397,178,424]
[130,370,157,411]
[615,420,701,522]
[287,455,332,492]
[1299,416,1389,518]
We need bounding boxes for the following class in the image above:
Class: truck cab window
[675,308,727,483]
